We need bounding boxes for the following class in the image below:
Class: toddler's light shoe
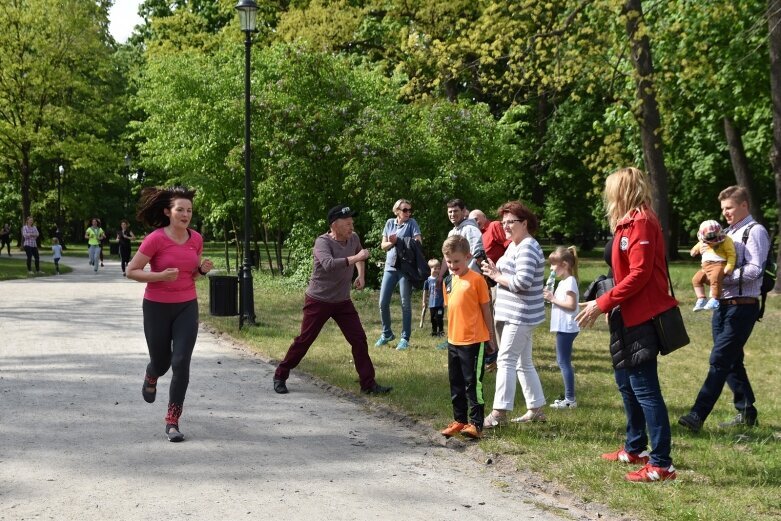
[704,298,720,310]
[692,298,707,312]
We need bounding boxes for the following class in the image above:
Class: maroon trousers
[274,295,377,390]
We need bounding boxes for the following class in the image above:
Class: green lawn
[0,254,73,279]
[200,256,781,521]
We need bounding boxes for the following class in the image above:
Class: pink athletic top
[138,227,203,303]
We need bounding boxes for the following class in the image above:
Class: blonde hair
[604,167,654,231]
[393,199,412,213]
[427,258,441,268]
[442,235,470,256]
[549,246,579,280]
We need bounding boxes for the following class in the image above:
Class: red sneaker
[441,421,466,438]
[601,447,650,464]
[625,463,677,482]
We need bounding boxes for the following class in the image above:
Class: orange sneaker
[625,463,676,482]
[601,447,650,465]
[441,421,466,437]
[460,423,482,439]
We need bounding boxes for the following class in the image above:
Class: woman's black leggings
[24,246,39,271]
[142,299,199,405]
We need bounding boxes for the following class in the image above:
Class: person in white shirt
[543,246,580,409]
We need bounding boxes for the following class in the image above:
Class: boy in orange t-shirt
[439,235,497,440]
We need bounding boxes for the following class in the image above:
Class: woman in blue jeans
[375,199,422,351]
[577,167,677,483]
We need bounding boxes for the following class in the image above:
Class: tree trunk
[20,144,32,223]
[723,116,766,227]
[768,0,781,292]
[530,94,551,211]
[622,0,672,256]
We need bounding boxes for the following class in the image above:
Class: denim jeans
[378,269,412,341]
[691,302,759,421]
[555,332,578,401]
[88,245,101,271]
[613,358,672,467]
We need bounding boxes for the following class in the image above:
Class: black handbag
[583,274,614,301]
[653,261,690,356]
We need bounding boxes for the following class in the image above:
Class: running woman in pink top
[126,187,214,442]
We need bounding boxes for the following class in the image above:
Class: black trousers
[142,299,199,405]
[429,306,444,334]
[447,342,485,427]
[24,246,39,271]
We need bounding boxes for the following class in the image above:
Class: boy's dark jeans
[447,342,485,427]
[430,306,444,334]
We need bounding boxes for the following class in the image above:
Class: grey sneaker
[718,412,757,428]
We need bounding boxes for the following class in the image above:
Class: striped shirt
[494,237,545,325]
[722,215,770,299]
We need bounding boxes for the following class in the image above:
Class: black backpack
[739,223,778,321]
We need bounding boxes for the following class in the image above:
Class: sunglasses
[399,208,412,213]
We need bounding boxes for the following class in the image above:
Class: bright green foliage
[0,0,122,228]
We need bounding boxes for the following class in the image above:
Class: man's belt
[719,297,759,306]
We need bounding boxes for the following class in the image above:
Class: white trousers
[492,321,546,411]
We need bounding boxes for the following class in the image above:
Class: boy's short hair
[442,235,470,256]
[718,185,749,207]
[52,238,59,244]
[427,258,441,268]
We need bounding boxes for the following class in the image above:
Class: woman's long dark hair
[136,186,196,228]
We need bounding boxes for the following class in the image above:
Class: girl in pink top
[126,187,214,442]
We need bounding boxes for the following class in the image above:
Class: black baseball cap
[327,205,358,224]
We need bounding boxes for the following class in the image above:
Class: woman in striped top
[481,201,547,426]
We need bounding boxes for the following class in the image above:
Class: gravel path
[0,256,612,521]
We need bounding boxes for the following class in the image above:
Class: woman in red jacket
[577,167,677,483]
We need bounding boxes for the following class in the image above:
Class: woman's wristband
[198,265,208,276]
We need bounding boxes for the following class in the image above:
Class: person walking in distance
[126,186,214,442]
[678,185,771,432]
[1,223,11,256]
[117,219,136,277]
[85,218,105,273]
[51,238,63,275]
[273,205,392,396]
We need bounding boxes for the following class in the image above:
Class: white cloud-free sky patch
[109,0,144,43]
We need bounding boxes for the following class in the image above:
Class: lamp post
[236,0,258,328]
[57,165,64,231]
[124,154,131,215]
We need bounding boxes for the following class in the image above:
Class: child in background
[542,246,580,409]
[52,237,63,275]
[422,259,445,337]
[439,235,496,440]
[691,220,735,311]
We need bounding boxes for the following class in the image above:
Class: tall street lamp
[236,0,258,328]
[57,165,64,230]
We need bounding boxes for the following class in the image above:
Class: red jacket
[596,207,677,327]
[482,220,510,263]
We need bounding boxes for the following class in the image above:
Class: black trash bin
[209,274,238,316]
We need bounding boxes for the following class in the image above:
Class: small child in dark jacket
[422,259,445,337]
